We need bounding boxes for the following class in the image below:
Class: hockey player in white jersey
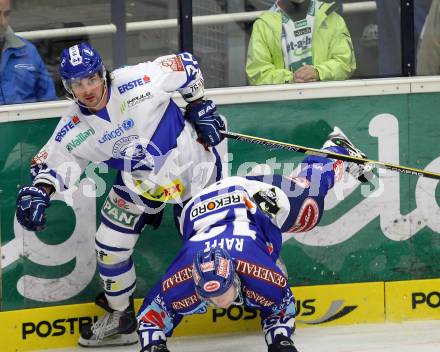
[15,42,226,347]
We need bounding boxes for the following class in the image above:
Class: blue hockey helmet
[59,42,105,92]
[192,247,237,299]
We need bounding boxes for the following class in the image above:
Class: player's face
[208,284,238,309]
[71,73,106,110]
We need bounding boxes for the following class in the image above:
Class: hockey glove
[185,99,225,147]
[268,335,298,352]
[141,342,170,352]
[16,186,50,232]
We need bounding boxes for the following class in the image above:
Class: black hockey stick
[221,130,440,180]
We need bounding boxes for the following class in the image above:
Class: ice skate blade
[78,331,138,348]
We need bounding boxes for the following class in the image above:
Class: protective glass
[66,74,104,94]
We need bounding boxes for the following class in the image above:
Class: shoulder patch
[159,56,184,72]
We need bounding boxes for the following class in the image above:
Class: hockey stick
[221,130,440,180]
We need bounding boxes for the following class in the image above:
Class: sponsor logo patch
[117,75,151,94]
[287,198,319,233]
[294,19,308,28]
[235,260,287,288]
[203,280,221,293]
[171,294,200,311]
[190,192,243,220]
[120,92,153,112]
[243,286,274,307]
[134,179,185,202]
[216,257,230,279]
[200,261,215,273]
[68,45,83,66]
[101,195,141,229]
[192,266,201,285]
[162,266,193,292]
[55,117,80,142]
[159,56,184,72]
[98,118,135,144]
[66,128,95,152]
[31,148,49,166]
[253,187,280,218]
[111,135,155,170]
[266,242,274,255]
[294,27,312,36]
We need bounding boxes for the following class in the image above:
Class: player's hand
[16,186,50,232]
[143,343,170,352]
[185,99,225,147]
[268,335,298,352]
[293,65,319,83]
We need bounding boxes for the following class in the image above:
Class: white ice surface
[36,320,440,352]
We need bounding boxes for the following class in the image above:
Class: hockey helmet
[59,42,106,93]
[192,247,238,299]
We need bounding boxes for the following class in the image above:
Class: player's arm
[154,52,225,147]
[137,281,183,352]
[16,117,89,231]
[260,288,297,352]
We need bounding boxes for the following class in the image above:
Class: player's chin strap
[220,130,440,180]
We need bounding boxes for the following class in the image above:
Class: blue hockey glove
[16,186,50,232]
[185,99,225,147]
[268,335,298,352]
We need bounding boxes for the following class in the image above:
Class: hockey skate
[78,293,138,347]
[324,126,373,183]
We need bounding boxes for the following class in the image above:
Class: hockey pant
[96,171,184,311]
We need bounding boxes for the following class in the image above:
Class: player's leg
[324,126,373,183]
[79,172,165,347]
[298,125,372,192]
[248,127,371,234]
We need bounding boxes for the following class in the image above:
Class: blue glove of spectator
[16,186,50,232]
[185,99,225,147]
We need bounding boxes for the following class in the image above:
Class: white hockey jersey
[31,53,219,204]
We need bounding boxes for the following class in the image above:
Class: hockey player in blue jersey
[14,42,225,347]
[136,128,372,352]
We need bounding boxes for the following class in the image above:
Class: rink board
[2,279,438,352]
[2,88,440,312]
[385,278,440,321]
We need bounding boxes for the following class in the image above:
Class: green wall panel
[1,93,439,311]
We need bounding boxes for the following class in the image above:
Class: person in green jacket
[246,0,356,85]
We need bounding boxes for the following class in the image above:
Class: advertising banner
[386,278,440,321]
[0,281,385,351]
